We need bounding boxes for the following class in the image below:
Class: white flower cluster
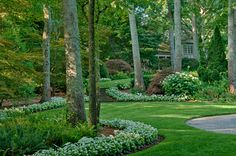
[33,119,158,156]
[0,97,66,120]
[106,87,189,102]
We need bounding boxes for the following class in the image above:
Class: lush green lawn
[100,78,131,88]
[99,101,236,156]
[5,101,236,155]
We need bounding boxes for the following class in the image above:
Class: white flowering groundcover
[0,97,66,120]
[106,87,189,102]
[33,119,158,156]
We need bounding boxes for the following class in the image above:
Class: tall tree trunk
[88,0,99,127]
[63,0,86,125]
[168,2,175,70]
[129,5,145,90]
[174,0,182,72]
[228,0,236,94]
[192,13,200,61]
[41,5,52,103]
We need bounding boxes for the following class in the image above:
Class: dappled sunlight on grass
[149,114,191,119]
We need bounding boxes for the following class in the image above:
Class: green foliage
[182,58,199,71]
[195,76,236,101]
[33,119,158,156]
[100,62,109,78]
[162,72,201,96]
[131,74,153,89]
[158,58,171,69]
[111,71,130,80]
[198,26,227,82]
[0,114,95,156]
[117,83,131,90]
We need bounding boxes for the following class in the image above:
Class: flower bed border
[33,119,159,156]
[106,87,189,102]
[0,97,66,120]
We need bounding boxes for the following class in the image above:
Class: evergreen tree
[208,26,227,72]
[198,26,227,82]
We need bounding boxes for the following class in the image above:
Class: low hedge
[106,87,189,102]
[33,119,158,156]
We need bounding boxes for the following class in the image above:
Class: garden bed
[33,119,159,156]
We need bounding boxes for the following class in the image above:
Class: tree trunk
[228,0,236,94]
[168,2,175,70]
[63,0,86,125]
[174,0,182,72]
[41,5,52,103]
[192,13,200,61]
[88,0,99,127]
[129,5,145,90]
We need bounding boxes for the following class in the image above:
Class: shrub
[182,58,199,71]
[105,59,132,75]
[0,116,95,156]
[16,83,36,98]
[117,83,131,90]
[33,119,158,156]
[111,71,130,80]
[100,63,109,78]
[147,69,173,95]
[162,72,201,96]
[194,78,236,101]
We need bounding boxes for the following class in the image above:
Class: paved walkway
[186,114,236,135]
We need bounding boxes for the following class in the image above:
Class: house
[157,40,197,60]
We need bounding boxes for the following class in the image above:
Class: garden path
[187,114,236,135]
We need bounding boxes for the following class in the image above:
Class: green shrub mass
[106,87,188,102]
[0,111,95,156]
[162,72,201,96]
[33,119,158,156]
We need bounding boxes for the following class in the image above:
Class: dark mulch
[98,126,118,136]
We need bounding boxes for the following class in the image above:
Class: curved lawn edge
[33,119,159,156]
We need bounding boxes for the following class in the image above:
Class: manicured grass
[100,78,131,88]
[100,101,236,156]
[4,101,236,155]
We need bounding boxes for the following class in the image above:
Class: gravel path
[186,114,236,135]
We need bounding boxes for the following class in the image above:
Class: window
[183,44,193,58]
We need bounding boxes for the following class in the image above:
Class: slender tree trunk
[228,0,236,94]
[168,2,175,70]
[63,0,86,125]
[192,13,200,61]
[129,5,145,90]
[41,5,52,103]
[88,0,99,127]
[174,0,182,72]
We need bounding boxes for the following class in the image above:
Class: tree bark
[129,5,145,90]
[88,0,99,127]
[192,13,200,61]
[168,2,175,70]
[228,0,236,94]
[174,0,182,72]
[41,5,52,103]
[63,0,86,125]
